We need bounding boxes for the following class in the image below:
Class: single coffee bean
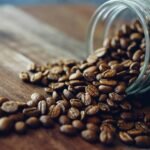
[127,128,143,137]
[100,123,116,133]
[50,66,64,74]
[63,89,74,100]
[58,115,70,125]
[30,72,43,83]
[70,99,83,108]
[60,124,76,135]
[99,63,110,72]
[99,85,113,93]
[94,48,108,58]
[130,33,143,41]
[19,72,30,82]
[69,70,83,80]
[132,50,143,61]
[109,92,125,102]
[31,93,45,103]
[115,84,126,94]
[23,107,40,117]
[86,105,99,115]
[119,131,134,144]
[85,85,99,97]
[81,93,92,106]
[86,54,98,65]
[135,136,150,148]
[49,105,61,119]
[72,120,85,130]
[99,94,107,102]
[67,107,80,120]
[38,100,47,115]
[120,101,132,111]
[1,101,19,113]
[100,79,117,86]
[81,129,97,142]
[0,117,12,132]
[14,121,26,134]
[99,103,110,112]
[101,69,116,78]
[99,130,113,145]
[86,123,99,132]
[117,120,134,131]
[83,66,97,74]
[46,97,56,106]
[26,117,40,128]
[39,115,54,128]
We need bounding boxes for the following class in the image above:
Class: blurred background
[0,0,106,5]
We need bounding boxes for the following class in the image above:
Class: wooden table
[0,5,148,150]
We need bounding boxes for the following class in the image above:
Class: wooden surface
[0,5,148,150]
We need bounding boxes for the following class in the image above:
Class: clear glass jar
[87,0,150,95]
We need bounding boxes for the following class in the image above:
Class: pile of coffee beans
[1,20,149,148]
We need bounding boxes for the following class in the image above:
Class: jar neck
[87,0,150,95]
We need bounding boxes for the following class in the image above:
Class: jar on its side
[87,0,150,95]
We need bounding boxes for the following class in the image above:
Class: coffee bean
[127,128,143,137]
[69,70,83,80]
[23,107,40,117]
[85,85,99,97]
[38,100,47,115]
[115,84,126,94]
[101,69,116,78]
[87,54,98,65]
[109,92,125,102]
[31,93,44,103]
[120,101,132,111]
[120,112,134,121]
[67,107,80,120]
[119,131,134,144]
[100,79,117,86]
[99,94,107,102]
[51,82,65,90]
[130,33,143,41]
[99,63,110,72]
[26,117,40,128]
[30,72,42,83]
[118,120,134,131]
[99,85,113,93]
[72,120,85,130]
[86,123,99,132]
[86,105,99,115]
[70,99,83,108]
[128,42,138,52]
[83,66,97,74]
[0,117,12,132]
[60,124,76,135]
[46,97,55,106]
[63,89,74,100]
[81,93,92,106]
[19,72,30,82]
[100,123,116,133]
[1,101,19,113]
[99,103,110,112]
[39,115,54,128]
[135,136,150,148]
[0,97,9,106]
[49,105,61,118]
[132,50,143,61]
[14,121,26,134]
[81,129,97,142]
[99,130,113,145]
[95,48,108,58]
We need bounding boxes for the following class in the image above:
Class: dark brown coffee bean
[0,117,12,132]
[101,69,116,78]
[31,93,44,103]
[83,66,97,74]
[120,101,132,111]
[49,105,61,119]
[130,62,140,70]
[110,64,124,72]
[115,84,126,94]
[120,112,134,121]
[135,136,150,148]
[99,103,110,112]
[99,85,113,93]
[60,124,76,135]
[99,63,110,72]
[14,121,26,134]
[50,82,65,90]
[86,105,99,115]
[118,120,134,131]
[109,92,125,102]
[0,97,9,106]
[38,100,47,115]
[58,75,68,82]
[86,123,99,132]
[100,123,116,133]
[59,115,71,125]
[95,48,108,58]
[100,79,117,86]
[9,113,25,122]
[85,85,99,97]
[81,93,92,106]
[120,38,129,49]
[63,89,74,100]
[70,99,83,108]
[127,128,143,137]
[111,37,120,49]
[1,101,19,113]
[99,94,107,102]
[81,129,97,142]
[83,71,96,82]
[106,99,118,108]
[72,120,85,130]
[19,72,30,82]
[121,60,133,68]
[86,54,98,65]
[135,122,149,132]
[26,117,40,128]
[69,70,83,80]
[119,131,134,144]
[67,107,80,120]
[132,50,143,61]
[23,107,40,117]
[99,130,113,145]
[130,33,143,41]
[39,115,54,128]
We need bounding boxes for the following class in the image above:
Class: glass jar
[87,0,150,95]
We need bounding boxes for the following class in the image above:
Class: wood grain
[0,5,148,150]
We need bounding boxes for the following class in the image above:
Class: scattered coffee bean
[26,117,40,128]
[119,131,134,144]
[14,121,26,134]
[39,115,54,128]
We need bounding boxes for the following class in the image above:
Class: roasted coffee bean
[30,72,42,83]
[99,130,113,145]
[1,101,19,113]
[44,87,53,93]
[100,79,117,86]
[81,129,97,142]
[99,94,107,102]
[50,82,65,90]
[86,123,99,132]
[86,54,98,65]
[9,113,25,122]
[118,120,134,131]
[120,101,132,111]
[67,107,80,120]
[85,85,99,97]
[95,48,108,58]
[83,66,97,74]
[103,38,111,48]
[115,84,126,94]
[119,131,134,144]
[99,85,113,93]
[101,69,116,78]
[70,99,83,108]
[72,120,85,130]
[130,33,143,41]
[46,97,56,106]
[109,92,125,102]
[132,50,143,61]
[63,89,74,100]
[26,117,40,128]
[86,105,99,115]
[128,42,138,52]
[81,93,92,106]
[31,93,44,103]
[52,91,60,100]
[99,103,110,112]
[60,124,76,135]
[99,63,110,72]
[83,71,96,82]
[23,107,40,117]
[49,105,61,119]
[59,115,71,125]
[100,123,116,133]
[135,136,150,148]
[127,128,143,137]
[38,100,47,115]
[0,117,12,132]
[69,70,83,80]
[19,72,30,82]
[39,115,54,128]
[120,112,134,121]
[50,66,64,74]
[14,121,26,134]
